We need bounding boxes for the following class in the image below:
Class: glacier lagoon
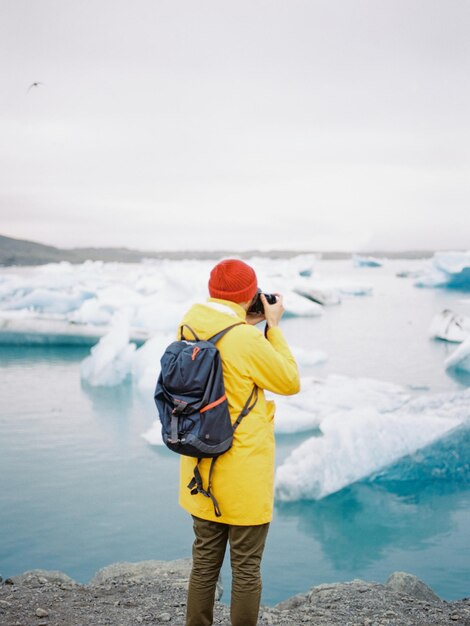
[0,256,470,605]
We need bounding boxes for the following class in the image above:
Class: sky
[0,0,469,252]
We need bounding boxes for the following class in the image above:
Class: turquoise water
[1,259,469,604]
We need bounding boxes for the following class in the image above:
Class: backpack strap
[168,398,188,444]
[180,324,200,341]
[180,322,242,344]
[187,458,222,518]
[186,384,258,518]
[233,385,258,431]
[207,322,244,344]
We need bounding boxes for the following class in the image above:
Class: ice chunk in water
[275,387,470,500]
[445,335,470,373]
[415,251,470,290]
[429,309,470,343]
[80,316,136,386]
[272,374,410,434]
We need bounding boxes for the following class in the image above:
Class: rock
[385,571,441,603]
[275,591,309,610]
[0,600,12,608]
[35,607,49,617]
[157,613,172,622]
[11,569,76,587]
[91,559,192,585]
[5,578,14,585]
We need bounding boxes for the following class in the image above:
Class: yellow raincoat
[178,297,300,525]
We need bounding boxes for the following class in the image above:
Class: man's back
[178,296,299,525]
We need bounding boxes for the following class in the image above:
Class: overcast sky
[1,0,469,252]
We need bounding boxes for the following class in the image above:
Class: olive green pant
[186,515,270,626]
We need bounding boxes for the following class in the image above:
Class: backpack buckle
[172,399,188,416]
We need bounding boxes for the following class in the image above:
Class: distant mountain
[0,234,183,265]
[0,233,437,267]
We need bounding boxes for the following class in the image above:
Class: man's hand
[261,293,284,328]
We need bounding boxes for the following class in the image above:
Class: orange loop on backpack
[200,394,227,413]
[191,347,201,360]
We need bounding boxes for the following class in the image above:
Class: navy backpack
[154,323,258,516]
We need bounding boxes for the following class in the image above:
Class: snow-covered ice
[80,316,137,386]
[352,254,382,267]
[414,251,470,290]
[271,374,410,434]
[429,309,470,343]
[275,387,470,501]
[0,256,353,344]
[445,335,470,373]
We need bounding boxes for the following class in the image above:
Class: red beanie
[208,259,258,303]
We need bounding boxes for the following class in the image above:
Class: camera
[248,290,277,315]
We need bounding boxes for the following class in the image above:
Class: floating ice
[376,424,470,483]
[282,291,323,317]
[2,287,94,314]
[429,309,470,343]
[132,331,175,391]
[293,278,342,305]
[69,298,115,326]
[414,251,470,290]
[272,374,410,434]
[80,316,136,386]
[0,256,334,345]
[275,387,470,501]
[444,335,470,373]
[0,310,150,346]
[290,346,328,368]
[352,254,383,267]
[142,420,164,446]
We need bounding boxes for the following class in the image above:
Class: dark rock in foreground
[1,559,470,625]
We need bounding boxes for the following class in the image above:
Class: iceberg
[352,254,383,267]
[2,287,94,314]
[142,420,164,446]
[275,387,470,501]
[282,291,323,317]
[375,424,470,483]
[429,309,470,343]
[444,335,470,373]
[131,331,175,391]
[414,251,470,290]
[293,277,342,305]
[0,311,150,346]
[272,374,410,434]
[0,257,331,345]
[80,316,137,386]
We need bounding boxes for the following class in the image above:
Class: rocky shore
[1,559,470,626]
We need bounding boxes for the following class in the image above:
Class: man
[178,258,300,626]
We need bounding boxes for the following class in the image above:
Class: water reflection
[276,479,470,572]
[81,379,135,443]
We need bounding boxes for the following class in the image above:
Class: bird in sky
[27,82,45,93]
